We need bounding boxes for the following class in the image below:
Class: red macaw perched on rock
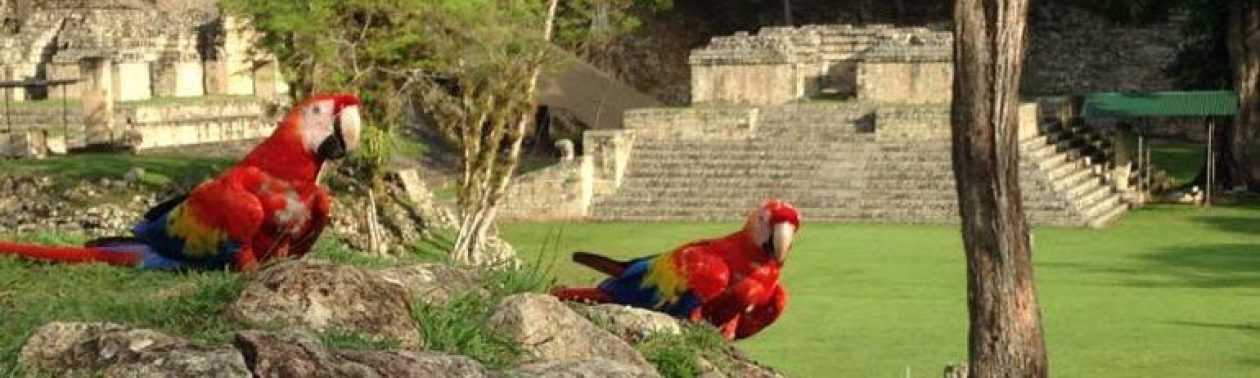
[553,199,801,340]
[0,93,362,271]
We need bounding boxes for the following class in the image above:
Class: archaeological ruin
[503,24,1132,227]
[0,0,284,157]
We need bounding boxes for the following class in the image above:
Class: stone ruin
[0,0,284,157]
[502,24,1133,227]
[689,24,952,105]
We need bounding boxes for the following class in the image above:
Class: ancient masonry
[0,1,284,157]
[503,24,1130,227]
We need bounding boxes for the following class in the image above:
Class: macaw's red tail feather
[572,251,629,277]
[0,241,141,267]
[551,287,614,303]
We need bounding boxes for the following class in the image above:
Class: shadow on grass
[1165,320,1260,335]
[1125,244,1260,288]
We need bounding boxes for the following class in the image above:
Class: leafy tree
[224,0,669,265]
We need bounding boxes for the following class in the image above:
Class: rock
[124,167,147,183]
[234,331,489,378]
[944,363,969,378]
[509,359,661,378]
[575,304,683,343]
[487,294,649,368]
[374,263,482,305]
[229,260,421,347]
[697,357,727,378]
[18,322,249,378]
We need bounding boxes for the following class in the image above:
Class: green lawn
[1150,143,1205,185]
[0,153,235,190]
[501,203,1260,378]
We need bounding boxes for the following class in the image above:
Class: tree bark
[950,0,1048,377]
[1190,117,1237,190]
[1228,0,1260,191]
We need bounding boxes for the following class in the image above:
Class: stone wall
[690,64,799,105]
[857,61,952,104]
[688,24,952,105]
[499,157,595,221]
[623,107,759,141]
[0,4,284,102]
[1023,2,1185,95]
[117,98,275,150]
[583,129,636,193]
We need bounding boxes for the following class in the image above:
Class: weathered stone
[575,304,683,343]
[509,359,661,378]
[229,260,421,347]
[943,363,969,378]
[18,322,249,378]
[487,294,650,368]
[234,331,489,378]
[374,263,482,305]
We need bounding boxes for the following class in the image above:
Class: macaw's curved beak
[771,222,795,261]
[317,106,361,161]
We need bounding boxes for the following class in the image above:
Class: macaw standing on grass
[553,199,801,340]
[0,93,363,271]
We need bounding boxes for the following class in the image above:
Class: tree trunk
[1229,0,1260,191]
[950,1,1048,377]
[449,0,558,266]
[1190,117,1237,190]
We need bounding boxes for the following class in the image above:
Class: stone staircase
[592,104,1128,227]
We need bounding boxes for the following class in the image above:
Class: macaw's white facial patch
[299,99,337,153]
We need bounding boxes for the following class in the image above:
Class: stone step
[1086,201,1129,228]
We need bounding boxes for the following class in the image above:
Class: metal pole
[1137,135,1144,201]
[1206,119,1214,208]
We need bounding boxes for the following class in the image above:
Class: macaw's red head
[241,93,362,182]
[745,199,801,262]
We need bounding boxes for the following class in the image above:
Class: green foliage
[634,325,730,378]
[308,235,397,268]
[410,293,526,370]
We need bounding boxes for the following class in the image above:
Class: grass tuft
[318,328,404,351]
[410,293,526,370]
[636,325,732,378]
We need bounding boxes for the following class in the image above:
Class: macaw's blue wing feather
[132,201,239,269]
[598,255,702,318]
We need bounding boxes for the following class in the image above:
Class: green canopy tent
[1079,90,1238,206]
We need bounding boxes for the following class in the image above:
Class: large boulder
[509,359,661,378]
[228,260,420,347]
[234,331,489,378]
[18,322,249,378]
[487,294,650,368]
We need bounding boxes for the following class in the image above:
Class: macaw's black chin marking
[317,119,347,161]
[762,236,775,258]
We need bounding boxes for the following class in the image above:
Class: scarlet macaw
[553,199,801,340]
[0,93,363,271]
